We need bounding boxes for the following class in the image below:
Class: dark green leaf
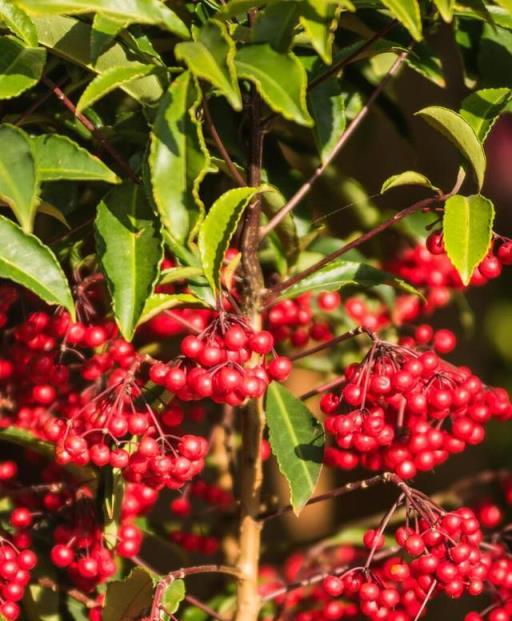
[379,0,422,40]
[459,88,512,142]
[252,2,300,52]
[76,63,155,113]
[266,382,324,514]
[381,170,439,193]
[175,20,241,110]
[198,186,260,292]
[17,0,189,38]
[138,293,210,326]
[90,13,127,63]
[308,78,346,163]
[443,193,495,286]
[278,260,422,300]
[415,105,486,190]
[0,35,46,99]
[103,567,153,621]
[149,71,210,244]
[96,183,163,341]
[0,0,37,45]
[33,134,120,183]
[0,125,39,231]
[235,44,313,126]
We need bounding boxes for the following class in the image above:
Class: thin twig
[37,576,97,609]
[289,326,368,361]
[42,76,139,184]
[259,50,410,240]
[299,375,346,401]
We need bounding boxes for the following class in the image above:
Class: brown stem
[259,50,410,240]
[299,375,347,401]
[37,576,97,609]
[42,76,139,184]
[289,326,368,361]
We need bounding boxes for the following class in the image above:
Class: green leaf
[103,567,154,621]
[0,125,39,232]
[278,260,422,300]
[308,78,346,163]
[33,15,165,105]
[159,266,204,285]
[149,71,210,244]
[433,0,455,21]
[175,20,241,111]
[494,0,512,13]
[162,580,186,619]
[415,105,486,190]
[76,63,155,113]
[198,187,260,292]
[138,293,209,326]
[90,13,127,63]
[459,88,512,142]
[103,469,124,549]
[0,35,45,100]
[33,134,120,183]
[252,2,300,52]
[266,382,324,514]
[381,170,439,193]
[96,183,163,341]
[443,194,495,286]
[300,0,339,64]
[16,0,189,39]
[235,44,313,126]
[0,216,75,316]
[0,0,37,45]
[379,0,422,40]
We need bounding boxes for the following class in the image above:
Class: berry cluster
[323,339,512,478]
[0,541,37,621]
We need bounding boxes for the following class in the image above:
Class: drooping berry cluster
[323,339,512,478]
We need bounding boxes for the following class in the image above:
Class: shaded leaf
[235,44,313,126]
[266,382,324,514]
[252,2,300,52]
[0,35,46,99]
[103,469,124,549]
[175,20,241,110]
[149,71,210,244]
[138,293,209,326]
[381,170,439,193]
[198,187,260,292]
[0,0,37,45]
[443,194,495,285]
[262,189,299,266]
[278,260,422,300]
[91,13,127,63]
[77,63,155,113]
[415,105,486,190]
[0,125,39,232]
[96,183,163,341]
[16,0,189,38]
[459,87,512,142]
[33,134,119,183]
[379,0,422,40]
[308,78,346,163]
[103,567,153,621]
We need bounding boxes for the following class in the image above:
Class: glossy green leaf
[278,260,422,300]
[162,580,186,618]
[96,183,163,341]
[300,0,339,64]
[149,71,210,244]
[0,215,74,317]
[175,20,241,110]
[159,266,204,285]
[252,2,300,52]
[0,35,45,100]
[33,134,119,183]
[0,0,37,45]
[103,567,154,621]
[138,293,209,326]
[266,382,324,515]
[198,187,260,292]
[308,78,346,163]
[443,194,495,286]
[90,13,127,62]
[33,15,164,105]
[379,0,422,40]
[433,0,455,21]
[381,170,439,193]
[76,63,154,113]
[459,88,512,142]
[16,0,189,38]
[235,44,313,126]
[0,125,39,232]
[415,105,486,190]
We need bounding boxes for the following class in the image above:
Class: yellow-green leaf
[460,88,512,142]
[379,0,422,41]
[0,0,37,45]
[138,293,209,326]
[433,0,455,21]
[381,170,439,193]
